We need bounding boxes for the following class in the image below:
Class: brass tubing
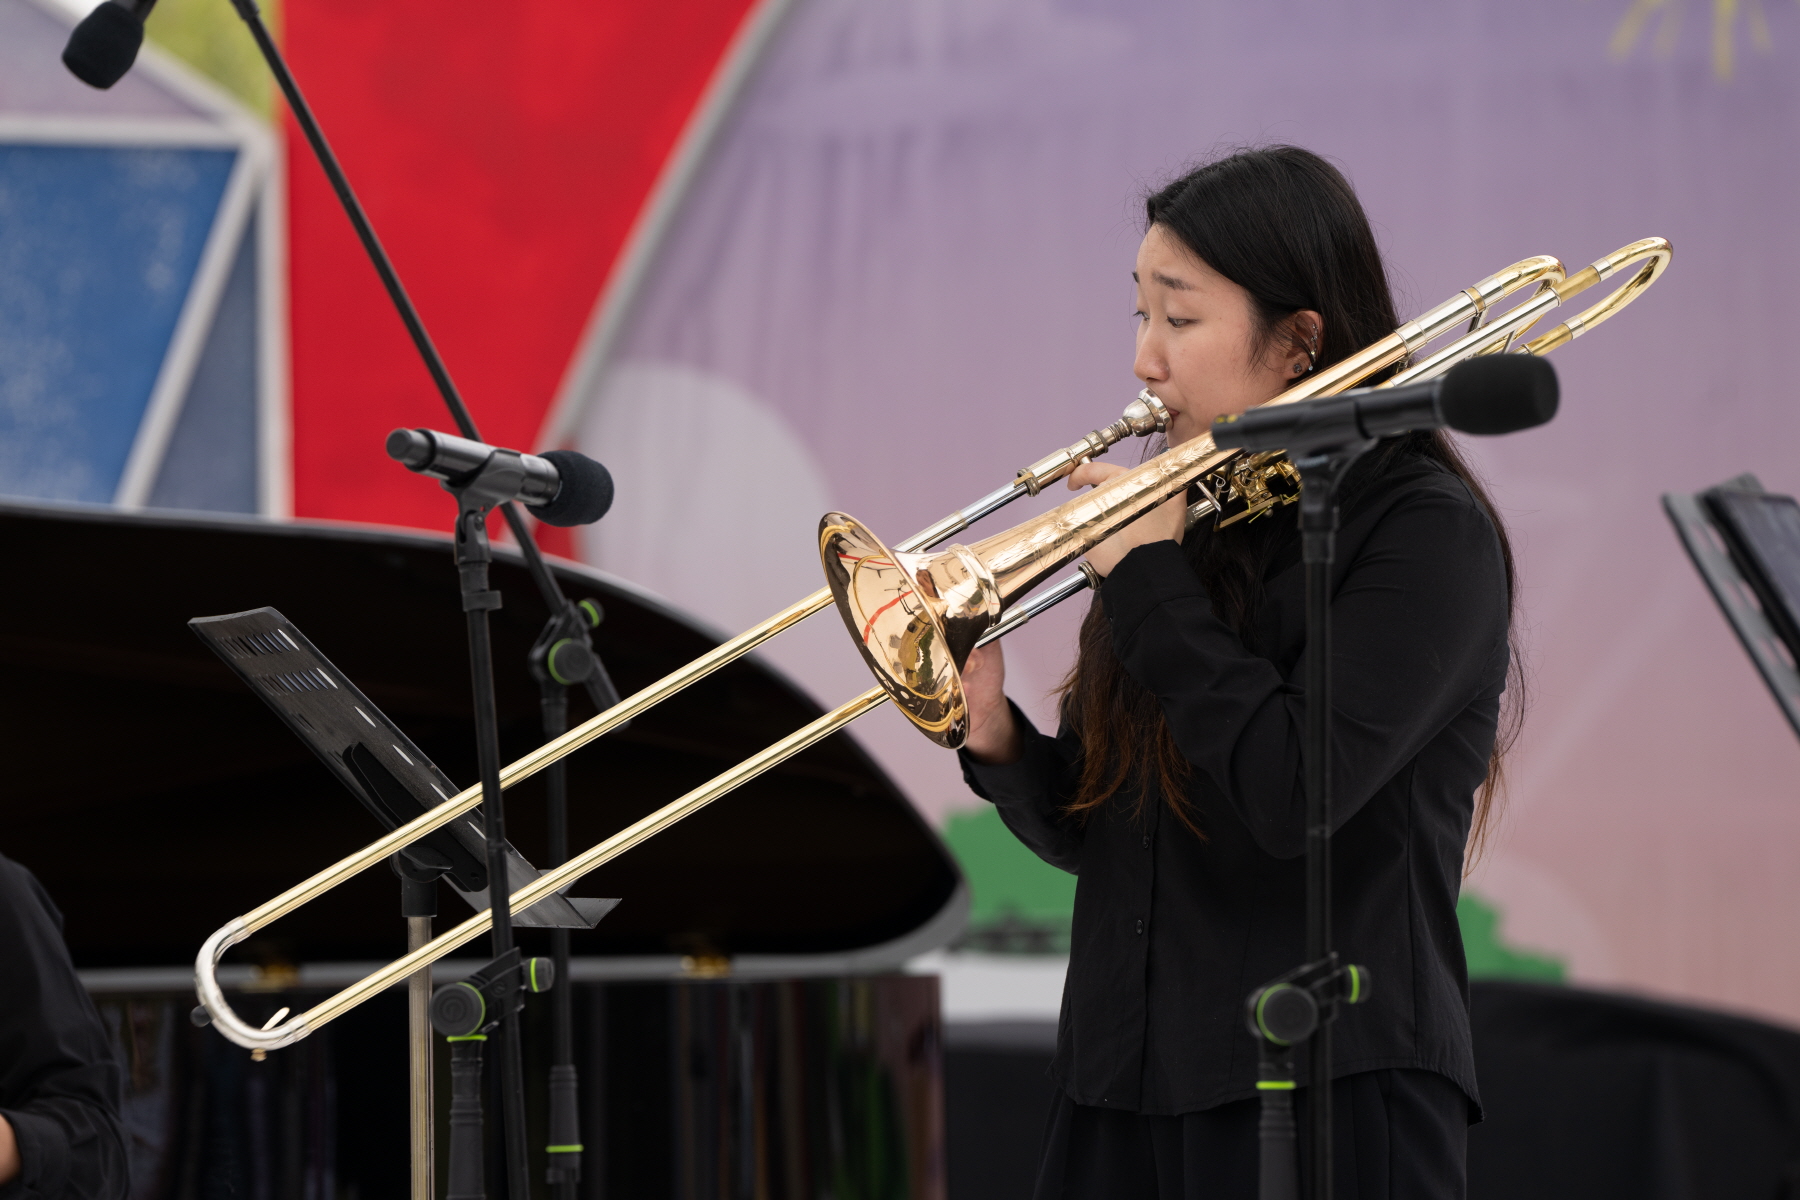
[1387,287,1563,387]
[974,566,1098,646]
[200,687,892,1051]
[1524,237,1672,356]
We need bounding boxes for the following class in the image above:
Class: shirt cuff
[1098,540,1208,647]
[958,700,1047,801]
[0,1109,68,1200]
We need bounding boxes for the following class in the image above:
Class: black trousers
[1033,1069,1468,1200]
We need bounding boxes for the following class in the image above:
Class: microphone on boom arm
[386,429,615,528]
[62,0,157,90]
[1212,354,1560,456]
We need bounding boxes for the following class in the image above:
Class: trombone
[196,237,1670,1051]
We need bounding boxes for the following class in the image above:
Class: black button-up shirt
[961,454,1507,1116]
[0,854,128,1199]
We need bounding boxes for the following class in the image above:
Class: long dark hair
[1057,146,1520,859]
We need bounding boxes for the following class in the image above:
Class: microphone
[386,429,614,527]
[1212,355,1559,455]
[62,0,157,90]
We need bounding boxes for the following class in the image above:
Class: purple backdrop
[562,0,1800,1022]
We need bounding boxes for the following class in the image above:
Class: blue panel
[0,143,235,503]
[148,211,259,514]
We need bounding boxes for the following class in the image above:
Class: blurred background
[5,0,1800,1193]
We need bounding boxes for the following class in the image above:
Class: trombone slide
[198,687,892,1051]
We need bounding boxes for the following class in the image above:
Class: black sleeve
[957,700,1087,873]
[0,857,128,1200]
[1101,491,1508,860]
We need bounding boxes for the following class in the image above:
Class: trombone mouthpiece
[1108,390,1171,441]
[1092,390,1170,446]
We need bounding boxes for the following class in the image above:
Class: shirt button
[1135,919,1145,935]
[1142,836,1151,849]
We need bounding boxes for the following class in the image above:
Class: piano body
[1,499,964,1198]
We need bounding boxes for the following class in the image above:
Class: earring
[1293,362,1307,375]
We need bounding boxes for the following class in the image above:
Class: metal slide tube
[197,688,890,1051]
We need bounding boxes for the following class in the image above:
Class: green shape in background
[942,805,1075,953]
[144,0,281,117]
[1457,890,1566,982]
[944,805,1568,983]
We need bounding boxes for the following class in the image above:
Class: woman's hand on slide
[961,643,1023,765]
[1067,461,1187,577]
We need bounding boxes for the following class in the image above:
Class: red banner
[286,0,757,533]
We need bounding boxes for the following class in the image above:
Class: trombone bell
[819,514,1000,747]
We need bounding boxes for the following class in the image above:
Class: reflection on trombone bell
[193,235,1669,1053]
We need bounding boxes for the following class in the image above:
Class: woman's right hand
[961,643,1023,764]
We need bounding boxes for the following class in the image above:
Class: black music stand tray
[1663,474,1800,741]
[190,605,619,929]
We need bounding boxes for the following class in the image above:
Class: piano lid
[0,501,964,970]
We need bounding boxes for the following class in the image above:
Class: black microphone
[1211,355,1559,455]
[386,429,614,527]
[62,0,157,90]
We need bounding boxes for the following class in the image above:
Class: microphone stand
[447,457,536,1200]
[529,607,623,1199]
[218,1,626,1192]
[1243,442,1375,1200]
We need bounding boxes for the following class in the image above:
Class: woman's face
[1131,224,1316,447]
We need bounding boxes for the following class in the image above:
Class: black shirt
[961,453,1508,1117]
[0,854,128,1199]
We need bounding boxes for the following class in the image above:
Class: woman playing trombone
[958,145,1517,1200]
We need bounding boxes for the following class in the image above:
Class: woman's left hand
[1067,461,1188,577]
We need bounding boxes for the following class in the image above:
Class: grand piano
[2,498,964,1199]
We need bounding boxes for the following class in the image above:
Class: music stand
[1663,474,1800,740]
[190,605,618,1196]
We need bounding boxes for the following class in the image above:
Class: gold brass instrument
[822,237,1670,746]
[196,237,1669,1052]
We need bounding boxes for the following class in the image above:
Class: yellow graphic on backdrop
[1608,0,1778,80]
